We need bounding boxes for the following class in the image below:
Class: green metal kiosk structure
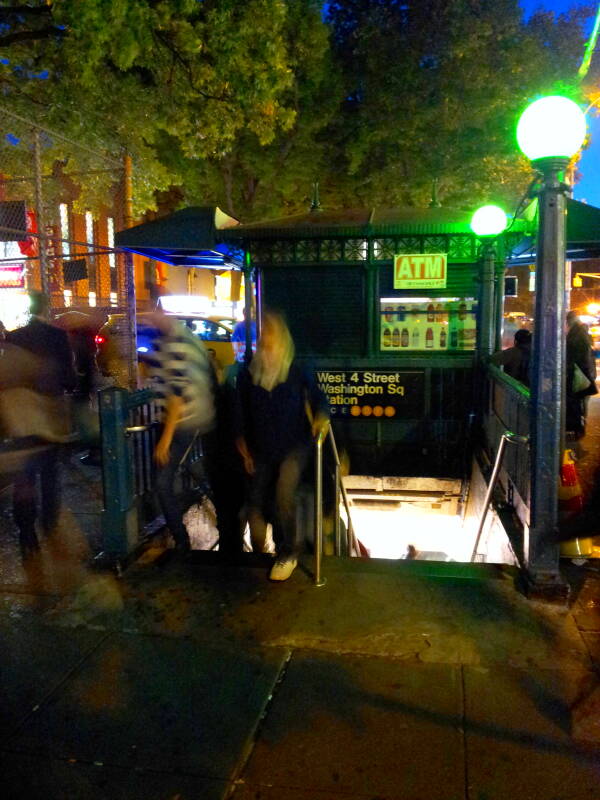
[222,206,528,478]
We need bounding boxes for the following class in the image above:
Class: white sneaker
[269,556,298,581]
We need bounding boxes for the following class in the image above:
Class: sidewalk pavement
[0,457,599,799]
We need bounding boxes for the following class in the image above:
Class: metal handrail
[313,424,357,586]
[470,430,530,562]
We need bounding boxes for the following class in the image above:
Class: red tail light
[94,334,106,345]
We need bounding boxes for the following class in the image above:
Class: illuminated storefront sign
[0,262,24,288]
[393,253,447,289]
[316,369,425,418]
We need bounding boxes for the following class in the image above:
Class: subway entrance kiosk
[224,206,527,481]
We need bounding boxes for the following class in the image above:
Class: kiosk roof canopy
[114,206,242,268]
[223,206,480,239]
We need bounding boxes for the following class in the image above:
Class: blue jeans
[247,446,309,558]
[155,428,197,547]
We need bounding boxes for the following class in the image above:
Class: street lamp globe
[470,204,507,237]
[516,95,586,162]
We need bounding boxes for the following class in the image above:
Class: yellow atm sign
[393,253,447,289]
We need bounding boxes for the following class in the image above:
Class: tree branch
[0,27,64,47]
[0,5,52,18]
[153,29,230,102]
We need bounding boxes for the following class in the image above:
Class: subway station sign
[316,370,425,418]
[394,253,447,289]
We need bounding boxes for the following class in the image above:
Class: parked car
[96,312,234,384]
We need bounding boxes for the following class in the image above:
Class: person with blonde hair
[235,310,329,580]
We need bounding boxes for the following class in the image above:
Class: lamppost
[470,204,508,357]
[516,95,587,596]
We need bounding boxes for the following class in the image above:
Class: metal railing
[98,385,203,564]
[470,430,530,562]
[313,424,357,586]
[482,364,531,525]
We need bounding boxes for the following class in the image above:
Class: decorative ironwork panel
[249,241,273,265]
[448,235,474,261]
[394,237,422,254]
[272,241,296,264]
[344,238,368,261]
[373,238,397,260]
[295,239,319,263]
[422,235,447,253]
[321,239,343,262]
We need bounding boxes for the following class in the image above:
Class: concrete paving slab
[240,651,464,800]
[0,752,230,800]
[46,559,304,646]
[464,665,600,799]
[11,633,289,780]
[0,621,107,738]
[271,558,590,670]
[233,783,379,799]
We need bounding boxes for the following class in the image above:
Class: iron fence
[98,386,206,562]
[482,364,530,527]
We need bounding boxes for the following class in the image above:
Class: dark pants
[155,428,197,548]
[566,395,587,439]
[248,447,309,557]
[13,445,60,552]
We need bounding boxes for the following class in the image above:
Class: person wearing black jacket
[566,310,598,440]
[234,310,329,581]
[5,292,76,557]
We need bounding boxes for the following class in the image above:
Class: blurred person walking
[234,310,329,581]
[566,310,597,441]
[147,309,216,555]
[2,292,76,557]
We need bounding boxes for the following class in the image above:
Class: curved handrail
[313,424,357,586]
[470,429,530,562]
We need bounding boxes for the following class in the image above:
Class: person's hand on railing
[236,436,255,475]
[312,412,330,440]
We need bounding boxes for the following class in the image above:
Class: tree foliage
[323,0,593,211]
[0,0,302,214]
[0,0,596,220]
[181,0,341,219]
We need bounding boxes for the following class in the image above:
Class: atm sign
[393,253,447,289]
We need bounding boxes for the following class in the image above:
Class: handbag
[572,363,593,395]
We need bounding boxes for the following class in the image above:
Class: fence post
[32,129,48,295]
[99,386,138,560]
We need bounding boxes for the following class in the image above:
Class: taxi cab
[96,312,234,383]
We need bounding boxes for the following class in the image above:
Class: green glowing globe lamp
[470,205,508,237]
[516,95,586,162]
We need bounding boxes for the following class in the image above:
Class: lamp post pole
[527,158,569,594]
[470,205,509,356]
[516,95,586,598]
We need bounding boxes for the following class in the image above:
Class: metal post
[333,462,341,555]
[313,431,326,586]
[527,158,569,594]
[494,261,505,352]
[478,243,496,357]
[243,253,254,364]
[123,154,138,389]
[99,387,138,561]
[33,129,48,295]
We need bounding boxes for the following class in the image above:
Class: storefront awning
[115,206,244,268]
